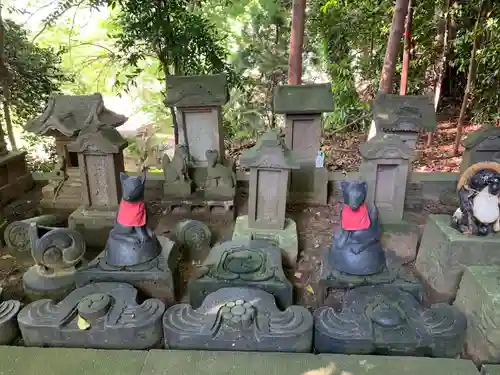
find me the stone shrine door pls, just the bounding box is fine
[255,169,282,229]
[374,164,398,217]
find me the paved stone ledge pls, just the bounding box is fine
[0,347,481,375]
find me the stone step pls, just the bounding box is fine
[0,347,481,375]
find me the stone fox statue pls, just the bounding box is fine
[105,169,160,266]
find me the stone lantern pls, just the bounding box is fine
[460,126,500,173]
[273,83,334,205]
[232,131,300,267]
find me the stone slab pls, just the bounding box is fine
[0,347,147,375]
[68,206,117,248]
[273,83,334,114]
[483,365,500,375]
[415,214,500,303]
[141,350,480,375]
[454,266,500,364]
[381,221,421,264]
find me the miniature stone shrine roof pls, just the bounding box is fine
[372,92,436,132]
[462,126,500,149]
[25,93,128,137]
[164,74,229,108]
[240,131,300,170]
[359,134,416,160]
[273,83,334,114]
[67,125,128,154]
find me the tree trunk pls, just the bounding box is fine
[288,0,306,84]
[2,96,16,150]
[367,0,409,140]
[400,0,413,96]
[0,5,9,155]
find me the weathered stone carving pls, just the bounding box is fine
[164,287,313,352]
[174,219,211,262]
[23,224,86,301]
[18,282,165,349]
[204,149,236,199]
[188,240,293,309]
[0,289,21,345]
[461,126,500,173]
[315,285,466,357]
[162,144,193,198]
[164,74,229,108]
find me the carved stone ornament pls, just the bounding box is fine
[314,285,466,357]
[174,219,211,255]
[67,125,128,154]
[164,287,313,352]
[462,126,500,151]
[0,295,21,345]
[359,134,416,161]
[164,74,229,108]
[18,282,165,349]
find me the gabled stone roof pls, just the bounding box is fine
[462,126,500,149]
[359,134,416,160]
[68,125,128,154]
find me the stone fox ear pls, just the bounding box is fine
[119,172,128,183]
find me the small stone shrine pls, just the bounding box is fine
[67,125,128,247]
[318,180,423,306]
[315,285,466,357]
[359,134,415,224]
[273,84,334,205]
[163,287,313,352]
[163,74,235,214]
[232,131,300,267]
[372,91,436,149]
[18,282,165,349]
[25,93,127,211]
[23,223,86,301]
[74,171,180,305]
[460,126,500,173]
[188,240,293,309]
[0,290,21,345]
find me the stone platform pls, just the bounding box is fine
[0,347,482,375]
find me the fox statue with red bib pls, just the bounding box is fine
[328,180,386,276]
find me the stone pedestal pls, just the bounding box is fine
[315,285,466,357]
[163,287,313,352]
[74,236,179,305]
[0,151,33,206]
[460,126,500,173]
[415,214,500,303]
[454,266,500,364]
[188,240,293,309]
[68,207,117,248]
[18,282,164,349]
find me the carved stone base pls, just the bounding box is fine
[18,282,165,349]
[68,206,117,248]
[23,266,80,302]
[318,254,423,306]
[416,214,500,303]
[288,167,328,205]
[164,287,313,352]
[314,285,466,357]
[0,151,34,206]
[188,240,293,309]
[74,236,179,305]
[162,196,234,216]
[0,298,21,345]
[232,215,299,268]
[163,180,193,198]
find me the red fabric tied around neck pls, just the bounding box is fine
[341,203,371,230]
[116,200,146,227]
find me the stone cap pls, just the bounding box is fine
[462,126,500,149]
[67,125,128,154]
[25,93,128,137]
[359,134,416,160]
[240,131,300,170]
[373,92,436,132]
[164,74,229,108]
[273,83,334,114]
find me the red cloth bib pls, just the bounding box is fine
[341,203,371,230]
[116,200,146,227]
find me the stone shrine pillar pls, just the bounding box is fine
[68,126,128,247]
[359,134,415,224]
[232,132,300,267]
[372,92,436,149]
[273,84,334,205]
[460,126,500,173]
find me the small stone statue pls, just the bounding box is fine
[328,180,386,276]
[162,144,193,197]
[453,162,500,236]
[204,149,236,199]
[105,169,161,266]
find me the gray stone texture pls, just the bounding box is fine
[273,83,334,114]
[461,126,500,173]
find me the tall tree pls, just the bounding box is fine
[400,0,413,95]
[288,0,306,84]
[0,0,9,155]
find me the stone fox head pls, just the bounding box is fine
[340,180,368,210]
[119,170,146,202]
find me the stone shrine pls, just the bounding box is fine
[460,126,500,173]
[18,282,164,349]
[315,285,466,357]
[318,179,423,305]
[67,125,128,247]
[25,93,127,212]
[23,224,86,301]
[74,171,180,305]
[0,291,21,345]
[188,240,293,309]
[371,92,436,148]
[162,74,235,214]
[163,287,313,352]
[232,131,300,267]
[273,84,334,205]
